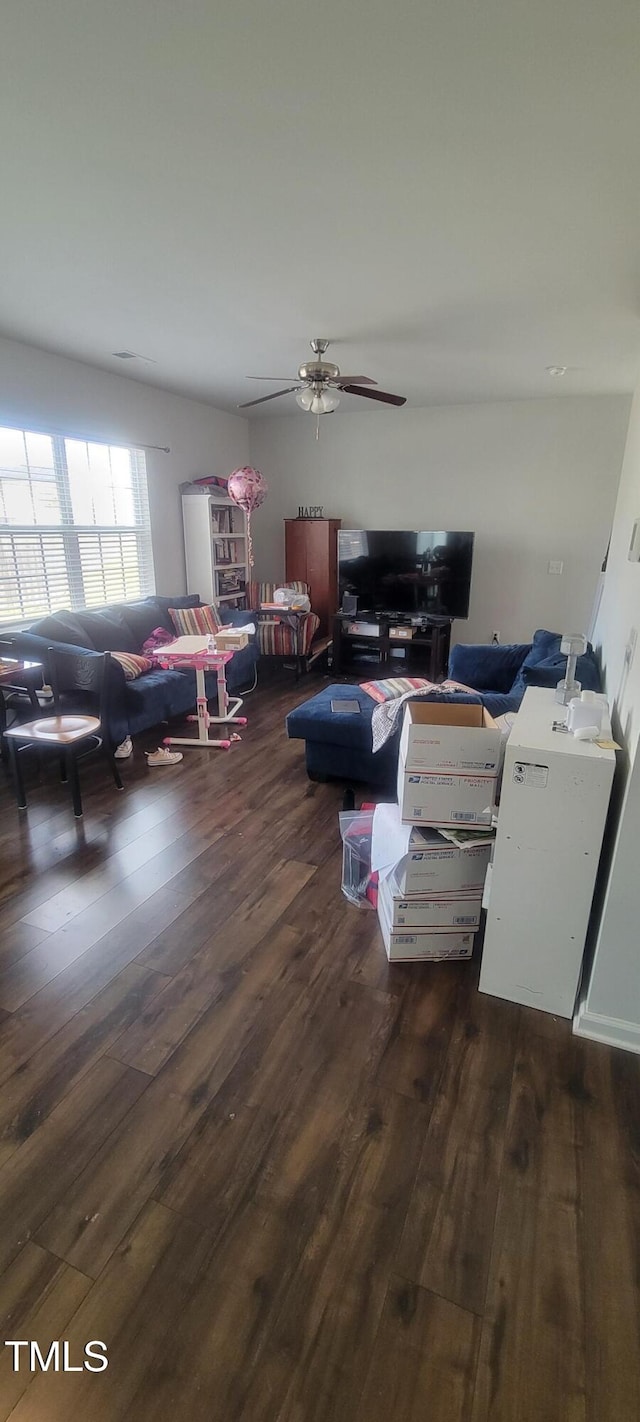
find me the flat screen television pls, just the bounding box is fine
[338,530,474,619]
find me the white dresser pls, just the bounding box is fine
[479,687,615,1018]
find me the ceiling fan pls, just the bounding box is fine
[238,339,407,428]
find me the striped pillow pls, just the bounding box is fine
[360,676,437,703]
[169,604,222,636]
[111,651,154,680]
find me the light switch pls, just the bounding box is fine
[548,559,564,575]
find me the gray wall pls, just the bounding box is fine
[249,395,629,646]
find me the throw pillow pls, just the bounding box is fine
[110,651,154,680]
[360,676,438,703]
[29,612,96,648]
[521,652,601,692]
[510,629,600,697]
[169,605,222,636]
[73,609,138,654]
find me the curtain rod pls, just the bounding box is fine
[0,415,170,453]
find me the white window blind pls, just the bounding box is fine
[0,426,155,625]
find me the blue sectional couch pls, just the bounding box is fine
[286,682,483,787]
[286,629,602,787]
[8,595,258,747]
[448,628,601,717]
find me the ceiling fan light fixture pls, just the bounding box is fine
[318,390,340,413]
[296,387,340,414]
[239,340,404,416]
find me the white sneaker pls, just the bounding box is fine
[145,747,183,766]
[114,736,133,759]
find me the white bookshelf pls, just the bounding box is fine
[182,492,250,610]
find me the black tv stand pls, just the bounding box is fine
[332,613,453,680]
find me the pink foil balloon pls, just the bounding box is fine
[227,466,268,567]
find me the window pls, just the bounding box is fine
[0,425,155,625]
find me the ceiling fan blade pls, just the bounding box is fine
[237,386,301,409]
[246,375,299,381]
[340,384,406,407]
[334,376,377,386]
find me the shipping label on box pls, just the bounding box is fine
[214,629,248,651]
[399,701,502,774]
[377,891,474,962]
[397,767,497,826]
[379,872,482,929]
[398,834,492,894]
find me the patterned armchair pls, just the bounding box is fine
[248,580,321,673]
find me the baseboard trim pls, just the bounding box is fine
[573,1002,640,1056]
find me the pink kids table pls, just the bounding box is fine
[150,636,247,749]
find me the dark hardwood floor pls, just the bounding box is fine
[0,674,638,1420]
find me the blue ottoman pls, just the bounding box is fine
[286,683,483,788]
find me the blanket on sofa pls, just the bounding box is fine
[371,679,477,752]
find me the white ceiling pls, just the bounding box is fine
[1,0,639,415]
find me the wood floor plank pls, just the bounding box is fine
[395,988,519,1315]
[353,1277,481,1422]
[153,962,393,1233]
[5,1201,213,1422]
[233,1084,430,1422]
[108,962,226,1076]
[0,1242,92,1420]
[129,856,314,1017]
[111,859,313,1075]
[279,846,393,993]
[0,775,207,925]
[472,1195,586,1422]
[0,823,227,1010]
[0,874,216,1088]
[0,680,637,1420]
[0,1056,149,1276]
[0,964,169,1170]
[158,973,401,1248]
[580,1045,640,1422]
[19,799,223,932]
[0,919,52,973]
[124,1083,428,1422]
[133,845,263,976]
[35,919,310,1276]
[126,1197,311,1422]
[133,821,321,980]
[470,1019,587,1422]
[375,962,463,1105]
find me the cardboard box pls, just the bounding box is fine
[397,768,497,826]
[214,629,249,651]
[398,701,502,774]
[371,803,494,894]
[396,829,492,895]
[379,870,482,929]
[377,888,474,962]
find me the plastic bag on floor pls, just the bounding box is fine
[339,810,376,908]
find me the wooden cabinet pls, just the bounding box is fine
[284,518,341,637]
[332,615,452,679]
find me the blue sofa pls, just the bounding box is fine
[8,595,259,747]
[286,683,483,787]
[448,628,601,718]
[286,629,602,787]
